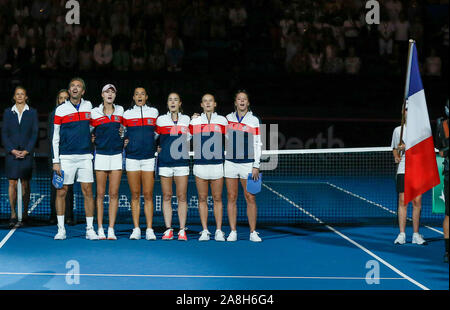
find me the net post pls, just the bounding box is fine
[17,178,23,223]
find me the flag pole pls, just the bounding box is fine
[398,39,415,152]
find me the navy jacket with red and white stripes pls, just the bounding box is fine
[90,104,124,156]
[225,111,262,168]
[122,104,159,160]
[52,99,93,163]
[190,112,228,165]
[156,112,191,167]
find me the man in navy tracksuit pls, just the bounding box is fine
[52,78,98,240]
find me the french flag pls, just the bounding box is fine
[404,41,440,204]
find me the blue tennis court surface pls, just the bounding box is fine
[0,177,448,290]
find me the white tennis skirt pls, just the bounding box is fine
[193,163,224,180]
[159,166,190,177]
[94,153,123,171]
[126,158,156,172]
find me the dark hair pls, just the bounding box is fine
[56,89,69,106]
[68,77,86,91]
[233,89,251,112]
[167,92,183,114]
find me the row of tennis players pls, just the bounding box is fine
[51,78,263,242]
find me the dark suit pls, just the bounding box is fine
[1,106,38,179]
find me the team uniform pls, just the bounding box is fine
[90,104,124,170]
[190,113,228,179]
[156,112,191,177]
[52,99,94,184]
[122,104,159,171]
[224,111,262,178]
[391,125,406,192]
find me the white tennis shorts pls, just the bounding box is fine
[60,157,94,185]
[159,166,190,177]
[224,160,253,179]
[193,163,224,180]
[126,158,155,172]
[94,153,123,171]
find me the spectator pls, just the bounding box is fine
[394,13,410,58]
[384,0,402,23]
[279,9,295,49]
[26,37,43,71]
[27,21,44,41]
[113,42,130,71]
[343,13,361,51]
[78,41,93,71]
[0,38,7,69]
[4,37,27,72]
[344,46,361,75]
[42,40,59,70]
[323,44,344,74]
[307,44,324,73]
[164,34,184,72]
[111,3,130,36]
[229,0,248,40]
[378,17,396,56]
[77,20,97,51]
[424,48,442,77]
[58,39,77,70]
[284,30,300,70]
[410,16,424,54]
[148,43,165,72]
[289,46,308,73]
[130,38,147,71]
[93,34,113,70]
[112,18,131,51]
[209,0,228,40]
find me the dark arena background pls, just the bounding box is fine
[0,0,448,296]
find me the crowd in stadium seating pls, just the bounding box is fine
[0,0,448,76]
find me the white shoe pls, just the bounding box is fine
[199,230,211,241]
[107,227,117,240]
[412,233,426,245]
[86,227,99,240]
[98,227,106,240]
[146,228,157,240]
[394,232,406,245]
[129,227,141,240]
[54,227,66,240]
[215,229,225,242]
[227,230,237,242]
[250,231,262,242]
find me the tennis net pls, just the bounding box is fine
[0,147,444,226]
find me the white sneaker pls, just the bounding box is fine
[146,228,157,240]
[98,227,106,240]
[394,232,406,245]
[412,233,426,245]
[227,230,237,242]
[54,227,66,240]
[129,227,141,240]
[86,227,99,240]
[199,230,211,241]
[107,227,117,240]
[215,229,225,242]
[250,231,262,242]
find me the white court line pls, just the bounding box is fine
[0,272,405,281]
[262,183,430,290]
[0,195,45,250]
[0,229,17,249]
[326,182,443,235]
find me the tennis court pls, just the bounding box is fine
[0,148,448,290]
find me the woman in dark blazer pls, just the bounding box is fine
[1,86,39,228]
[48,89,74,225]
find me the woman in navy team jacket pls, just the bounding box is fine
[1,86,39,228]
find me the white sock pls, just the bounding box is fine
[86,217,94,229]
[57,215,65,229]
